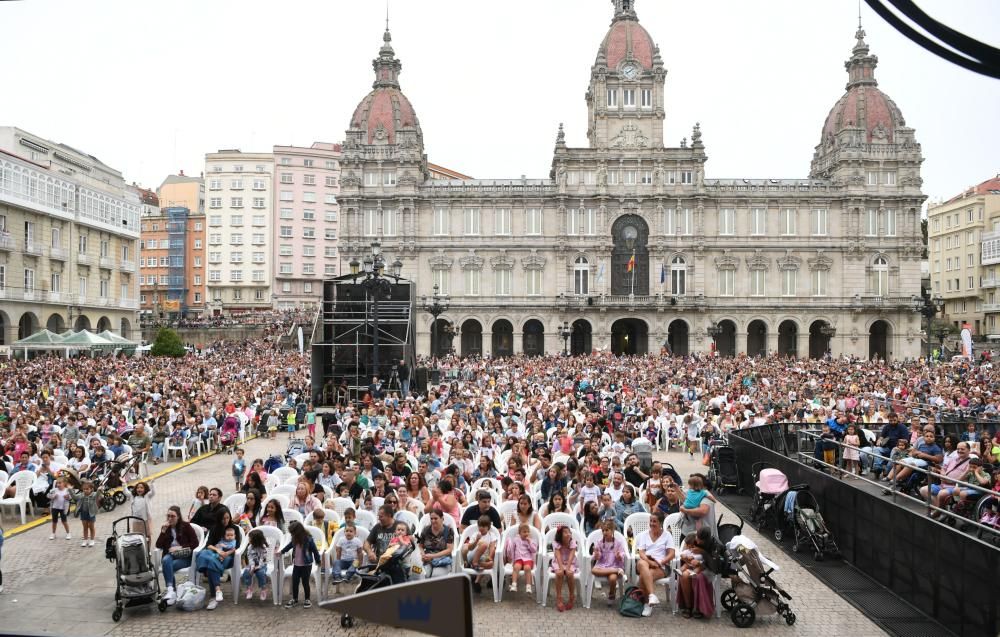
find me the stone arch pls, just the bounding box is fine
[610,214,650,295]
[716,319,737,358]
[747,319,768,357]
[74,315,92,331]
[491,319,514,357]
[778,319,798,357]
[460,319,482,358]
[46,313,66,334]
[570,318,592,356]
[522,319,545,356]
[120,317,132,340]
[869,318,894,360]
[667,318,689,355]
[96,316,112,333]
[611,317,648,355]
[0,309,11,345]
[430,318,453,358]
[18,312,40,340]
[809,319,834,359]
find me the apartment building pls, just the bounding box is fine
[971,176,1000,337]
[157,172,206,315]
[272,142,341,309]
[204,150,274,314]
[0,126,140,345]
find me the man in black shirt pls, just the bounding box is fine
[460,490,502,531]
[624,453,648,488]
[365,505,398,562]
[191,487,224,528]
[397,360,410,397]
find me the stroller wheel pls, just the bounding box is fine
[791,541,800,553]
[158,600,168,612]
[101,496,116,512]
[785,612,797,625]
[341,615,354,628]
[113,490,128,505]
[814,552,824,561]
[721,589,738,610]
[731,602,756,628]
[774,528,783,542]
[112,608,123,622]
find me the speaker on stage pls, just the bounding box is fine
[414,367,428,394]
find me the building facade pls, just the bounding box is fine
[203,150,274,314]
[928,178,996,336]
[338,1,926,361]
[272,143,342,309]
[0,126,140,345]
[157,172,206,315]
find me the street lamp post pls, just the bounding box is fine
[421,284,450,377]
[559,321,572,355]
[706,322,722,356]
[353,242,401,383]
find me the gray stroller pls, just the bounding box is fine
[106,516,167,621]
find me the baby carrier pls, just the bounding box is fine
[748,464,791,534]
[219,416,240,453]
[107,516,165,622]
[630,437,654,474]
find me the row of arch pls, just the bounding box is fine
[0,311,132,344]
[428,316,894,359]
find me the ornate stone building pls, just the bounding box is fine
[339,0,926,360]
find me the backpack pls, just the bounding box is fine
[618,586,647,618]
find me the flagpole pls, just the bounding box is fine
[630,250,636,296]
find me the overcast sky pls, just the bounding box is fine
[1,0,997,204]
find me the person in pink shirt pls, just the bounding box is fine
[505,523,538,595]
[590,520,626,606]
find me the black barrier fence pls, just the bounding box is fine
[728,428,999,637]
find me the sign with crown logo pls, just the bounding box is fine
[320,573,472,637]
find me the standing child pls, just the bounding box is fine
[306,405,317,438]
[232,448,246,492]
[267,410,280,440]
[550,525,578,612]
[241,529,271,601]
[74,480,99,547]
[330,524,363,584]
[578,471,602,507]
[504,523,537,594]
[843,424,861,477]
[590,520,626,606]
[47,478,72,540]
[276,521,321,608]
[127,481,155,542]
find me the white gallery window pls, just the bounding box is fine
[812,270,827,296]
[886,171,897,185]
[209,215,222,226]
[433,269,449,294]
[280,173,293,184]
[781,209,797,236]
[364,172,378,186]
[640,89,652,108]
[811,208,827,236]
[782,270,796,296]
[678,209,692,235]
[252,197,265,209]
[495,208,511,235]
[279,245,293,257]
[382,209,397,236]
[574,257,589,295]
[526,269,542,296]
[750,208,766,235]
[302,227,315,239]
[622,89,635,108]
[624,170,637,185]
[867,171,878,185]
[280,226,293,238]
[865,209,878,236]
[382,172,396,187]
[230,215,243,226]
[302,192,316,203]
[641,171,652,185]
[670,256,686,296]
[279,191,293,201]
[719,209,735,235]
[465,269,480,296]
[364,209,377,236]
[871,256,889,295]
[230,197,243,208]
[209,198,222,208]
[664,208,675,235]
[464,208,480,235]
[280,208,293,219]
[495,269,511,296]
[884,208,896,236]
[750,270,766,297]
[525,208,542,235]
[606,89,618,108]
[252,215,266,226]
[303,175,315,186]
[680,171,693,185]
[719,270,734,296]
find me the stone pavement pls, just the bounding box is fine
[0,437,887,637]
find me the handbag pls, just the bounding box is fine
[171,547,193,561]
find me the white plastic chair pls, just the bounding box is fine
[497,501,519,529]
[164,436,188,462]
[371,496,385,512]
[415,515,459,578]
[583,528,629,608]
[394,509,420,534]
[539,527,587,607]
[496,524,542,602]
[0,470,9,490]
[235,525,284,605]
[282,508,305,525]
[272,467,300,485]
[0,470,36,524]
[622,512,650,582]
[275,528,324,604]
[470,477,502,495]
[541,512,579,536]
[271,484,297,500]
[154,523,206,589]
[459,525,501,602]
[329,497,356,518]
[261,493,290,511]
[323,525,370,598]
[224,493,247,515]
[354,509,376,530]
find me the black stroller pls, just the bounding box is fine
[106,516,166,621]
[708,443,741,495]
[784,488,840,560]
[340,541,414,628]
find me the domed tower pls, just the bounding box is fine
[587,0,667,149]
[810,23,922,188]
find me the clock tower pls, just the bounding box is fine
[587,0,666,149]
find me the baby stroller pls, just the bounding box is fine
[263,454,284,473]
[708,443,741,495]
[748,464,789,533]
[286,438,307,460]
[630,437,654,474]
[722,537,795,628]
[95,455,144,512]
[106,516,166,622]
[976,494,1000,545]
[339,541,414,628]
[219,416,240,454]
[783,488,840,560]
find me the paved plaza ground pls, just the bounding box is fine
[0,436,887,636]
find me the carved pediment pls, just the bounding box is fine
[490,254,514,270]
[808,252,834,271]
[776,252,801,271]
[429,254,454,270]
[609,122,649,150]
[745,249,769,271]
[521,254,547,271]
[714,252,739,271]
[459,254,484,270]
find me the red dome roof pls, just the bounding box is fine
[821,84,904,144]
[600,19,655,70]
[350,87,418,145]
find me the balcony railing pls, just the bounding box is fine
[47,291,62,303]
[0,234,15,251]
[77,252,91,265]
[982,278,1000,289]
[24,241,43,256]
[23,290,37,301]
[49,246,68,260]
[98,297,110,306]
[120,298,138,309]
[982,303,1000,313]
[120,260,136,272]
[99,256,115,269]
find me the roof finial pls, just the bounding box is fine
[386,0,390,32]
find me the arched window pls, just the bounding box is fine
[872,256,889,296]
[670,256,686,296]
[574,256,589,295]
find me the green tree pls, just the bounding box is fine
[150,327,186,357]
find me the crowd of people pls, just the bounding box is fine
[2,346,1000,620]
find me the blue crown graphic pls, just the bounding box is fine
[398,596,432,622]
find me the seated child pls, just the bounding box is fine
[331,524,363,583]
[241,529,271,600]
[504,523,537,594]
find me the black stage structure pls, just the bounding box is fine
[311,274,415,407]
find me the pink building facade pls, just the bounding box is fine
[272,143,341,309]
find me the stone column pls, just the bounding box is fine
[736,331,748,357]
[513,331,523,355]
[797,329,810,360]
[482,331,492,357]
[767,330,779,356]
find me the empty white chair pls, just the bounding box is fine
[261,493,290,511]
[540,526,587,607]
[272,467,300,485]
[282,508,305,525]
[329,497,356,518]
[271,484,297,500]
[354,509,376,530]
[164,436,188,463]
[371,496,385,511]
[224,493,247,515]
[541,512,579,536]
[0,470,36,524]
[622,512,650,582]
[495,524,542,603]
[497,500,519,529]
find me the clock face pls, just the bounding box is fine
[622,63,639,80]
